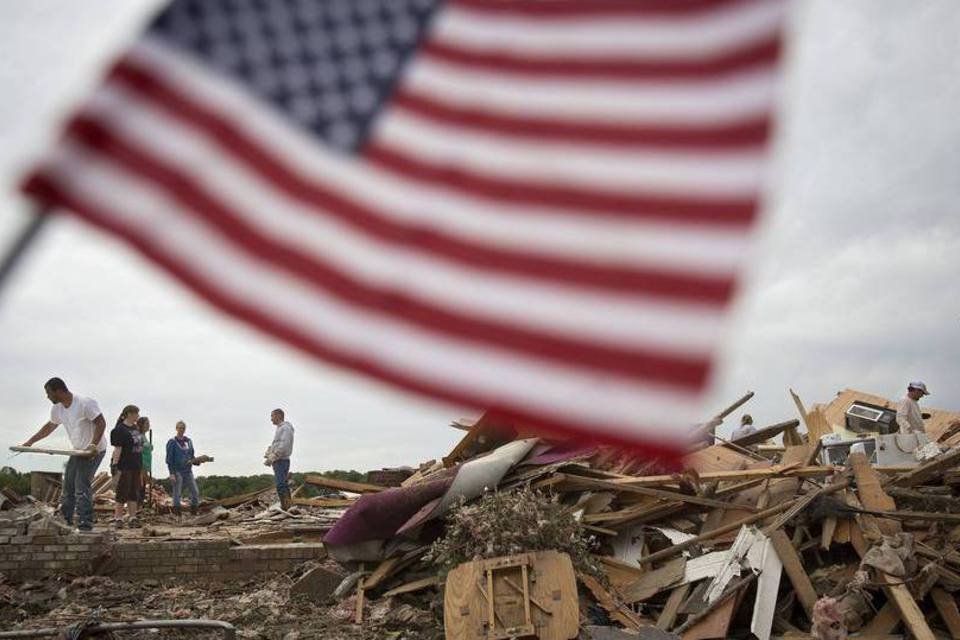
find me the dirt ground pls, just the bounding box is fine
[0,567,443,640]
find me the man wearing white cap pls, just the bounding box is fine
[896,381,930,435]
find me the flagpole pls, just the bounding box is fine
[0,207,51,299]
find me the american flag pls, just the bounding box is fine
[22,0,785,458]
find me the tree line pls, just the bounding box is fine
[0,468,368,501]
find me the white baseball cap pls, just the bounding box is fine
[908,381,930,396]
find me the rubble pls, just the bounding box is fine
[5,387,960,639]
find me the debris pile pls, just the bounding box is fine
[315,389,960,639]
[6,387,960,640]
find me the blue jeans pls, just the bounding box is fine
[272,458,290,495]
[62,451,104,527]
[171,468,199,508]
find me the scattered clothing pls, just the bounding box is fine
[50,395,107,452]
[896,395,925,435]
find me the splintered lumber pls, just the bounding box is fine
[639,480,849,566]
[930,587,960,640]
[885,447,960,488]
[715,391,755,421]
[849,452,900,536]
[303,475,386,494]
[880,573,935,640]
[725,420,799,449]
[215,486,273,507]
[619,557,686,603]
[292,497,356,508]
[10,445,93,457]
[657,584,691,631]
[768,530,817,620]
[549,474,753,511]
[362,557,405,591]
[579,572,645,631]
[381,575,441,598]
[678,574,755,638]
[609,465,835,487]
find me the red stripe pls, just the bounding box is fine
[391,87,770,149]
[64,115,711,390]
[421,36,781,81]
[22,171,688,462]
[452,0,761,17]
[108,60,734,302]
[365,143,758,226]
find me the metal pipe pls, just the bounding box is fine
[0,619,236,639]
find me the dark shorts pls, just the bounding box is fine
[115,469,141,503]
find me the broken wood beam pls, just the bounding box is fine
[549,474,754,511]
[768,529,818,620]
[639,480,849,566]
[303,475,386,494]
[931,587,960,640]
[609,465,836,488]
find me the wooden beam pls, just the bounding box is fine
[303,475,386,494]
[609,465,836,487]
[550,474,753,511]
[885,447,960,488]
[931,587,960,640]
[381,575,441,598]
[768,530,817,620]
[291,497,356,508]
[657,584,691,631]
[639,481,849,566]
[880,573,935,640]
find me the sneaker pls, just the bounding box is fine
[112,518,125,529]
[77,523,93,532]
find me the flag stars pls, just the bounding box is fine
[149,0,440,151]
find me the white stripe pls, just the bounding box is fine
[39,143,705,442]
[403,57,777,125]
[126,39,751,275]
[80,86,725,356]
[434,1,785,59]
[375,108,764,198]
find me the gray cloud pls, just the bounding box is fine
[2,1,959,473]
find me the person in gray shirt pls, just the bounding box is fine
[264,408,295,510]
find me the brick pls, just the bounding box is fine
[33,552,54,560]
[177,565,197,574]
[62,553,78,560]
[0,536,10,544]
[11,536,32,544]
[67,545,91,552]
[43,545,67,552]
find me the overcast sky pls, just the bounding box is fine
[2,1,958,477]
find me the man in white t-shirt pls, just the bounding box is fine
[22,377,107,531]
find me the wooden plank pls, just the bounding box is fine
[820,517,837,549]
[382,575,441,598]
[880,573,935,640]
[885,447,960,489]
[768,529,817,620]
[215,486,272,507]
[848,452,900,536]
[292,497,356,508]
[639,480,850,567]
[303,475,386,494]
[619,557,686,604]
[681,583,747,640]
[579,572,645,631]
[725,420,798,449]
[609,465,836,487]
[657,584,691,631]
[361,557,404,591]
[551,474,753,511]
[10,445,92,457]
[931,587,960,640]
